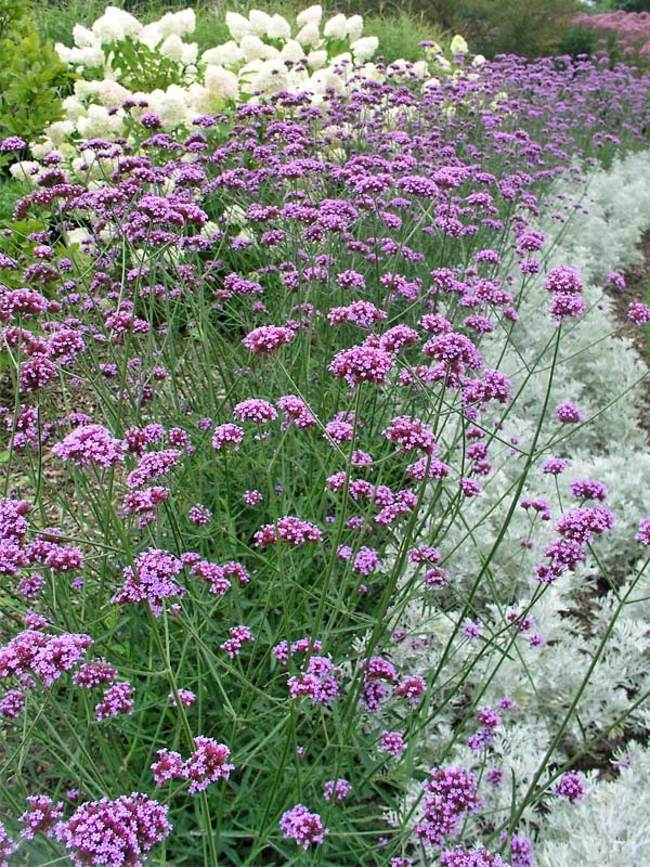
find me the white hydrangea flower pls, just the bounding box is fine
[55,43,75,63]
[155,9,196,38]
[96,79,132,107]
[9,161,40,183]
[306,49,327,69]
[279,39,305,64]
[296,22,321,47]
[240,34,278,62]
[297,4,323,26]
[412,60,430,79]
[30,139,56,158]
[350,36,378,62]
[345,14,364,41]
[267,14,291,40]
[449,34,468,54]
[226,12,253,43]
[185,82,209,114]
[83,45,106,68]
[181,42,198,66]
[138,22,164,50]
[61,95,85,122]
[329,51,352,67]
[201,41,245,67]
[357,62,384,83]
[307,66,345,97]
[323,13,348,40]
[74,79,100,99]
[286,66,310,92]
[204,64,240,101]
[159,33,185,62]
[91,6,142,44]
[239,58,289,96]
[147,85,192,129]
[247,9,273,37]
[76,104,124,139]
[72,24,96,49]
[57,43,104,68]
[43,120,75,146]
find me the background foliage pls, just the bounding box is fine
[0,0,72,145]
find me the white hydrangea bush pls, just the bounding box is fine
[377,149,650,864]
[25,4,471,169]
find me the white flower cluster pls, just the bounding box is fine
[25,4,468,168]
[20,5,474,171]
[379,148,650,863]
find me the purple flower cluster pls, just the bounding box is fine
[0,823,17,867]
[254,515,323,546]
[288,655,340,705]
[279,804,327,849]
[441,848,508,867]
[323,778,352,802]
[53,424,126,468]
[0,629,93,687]
[18,795,64,839]
[554,770,587,803]
[54,793,171,867]
[152,736,234,793]
[415,767,480,847]
[535,505,614,582]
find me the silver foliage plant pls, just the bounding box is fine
[379,149,650,865]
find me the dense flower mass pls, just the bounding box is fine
[0,6,650,865]
[54,793,172,867]
[573,10,650,60]
[53,424,126,468]
[415,767,480,847]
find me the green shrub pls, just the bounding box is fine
[558,25,600,58]
[362,12,443,62]
[612,0,650,11]
[428,0,580,57]
[0,0,72,143]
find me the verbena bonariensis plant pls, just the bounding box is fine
[0,51,649,866]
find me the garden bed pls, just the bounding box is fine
[1,6,650,867]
